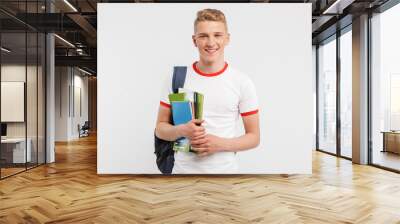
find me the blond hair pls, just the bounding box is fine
[194,8,228,32]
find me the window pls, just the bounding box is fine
[371,3,400,171]
[318,37,337,154]
[340,29,352,158]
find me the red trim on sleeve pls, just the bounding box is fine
[160,101,171,108]
[193,61,228,77]
[241,109,259,117]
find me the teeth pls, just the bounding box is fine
[206,49,217,53]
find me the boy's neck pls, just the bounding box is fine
[196,58,226,74]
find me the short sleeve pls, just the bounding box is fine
[160,74,172,109]
[239,78,259,116]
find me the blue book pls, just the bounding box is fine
[171,101,193,125]
[171,101,193,152]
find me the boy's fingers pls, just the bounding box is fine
[191,138,207,145]
[186,120,200,126]
[191,144,202,148]
[192,133,206,140]
[195,127,205,133]
[189,131,204,139]
[190,129,204,136]
[192,119,204,125]
[196,125,205,130]
[191,147,207,153]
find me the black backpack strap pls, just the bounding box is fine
[172,66,187,93]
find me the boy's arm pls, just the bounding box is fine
[155,106,181,141]
[191,113,260,156]
[155,105,206,141]
[223,113,260,152]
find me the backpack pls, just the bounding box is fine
[154,66,187,174]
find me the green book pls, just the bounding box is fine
[194,92,204,120]
[168,92,186,102]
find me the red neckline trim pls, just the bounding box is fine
[192,62,228,77]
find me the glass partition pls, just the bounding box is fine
[371,3,400,171]
[0,1,46,179]
[38,32,45,165]
[1,31,28,177]
[317,36,337,154]
[339,28,352,158]
[27,31,38,169]
[26,0,44,169]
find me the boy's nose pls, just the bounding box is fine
[206,37,216,46]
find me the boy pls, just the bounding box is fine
[155,8,260,174]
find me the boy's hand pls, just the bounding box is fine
[178,119,205,140]
[191,134,223,157]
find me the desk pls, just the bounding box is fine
[1,138,31,163]
[382,131,400,154]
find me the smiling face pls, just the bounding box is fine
[192,21,230,65]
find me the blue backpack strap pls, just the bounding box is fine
[172,66,187,93]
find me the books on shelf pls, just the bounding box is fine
[168,89,204,152]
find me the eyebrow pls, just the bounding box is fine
[197,32,225,36]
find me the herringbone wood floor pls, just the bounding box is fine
[1,134,400,224]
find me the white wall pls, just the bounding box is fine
[98,3,313,174]
[55,67,89,141]
[72,72,89,138]
[55,67,69,141]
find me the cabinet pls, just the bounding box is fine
[382,131,400,154]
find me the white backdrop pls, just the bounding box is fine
[98,3,312,174]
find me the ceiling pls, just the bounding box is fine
[0,0,393,75]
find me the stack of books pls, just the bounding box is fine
[169,88,204,152]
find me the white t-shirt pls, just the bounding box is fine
[160,62,258,174]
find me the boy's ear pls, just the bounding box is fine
[192,35,197,47]
[226,33,231,45]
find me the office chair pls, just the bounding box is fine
[79,121,90,138]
